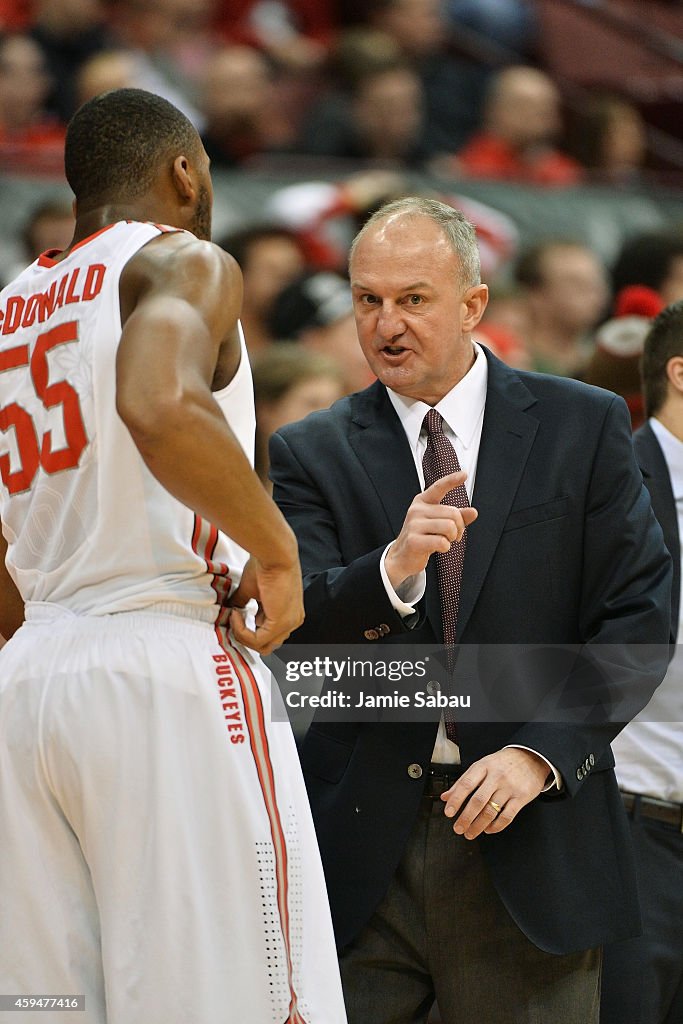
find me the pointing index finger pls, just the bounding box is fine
[422,471,468,504]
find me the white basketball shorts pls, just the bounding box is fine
[0,605,346,1024]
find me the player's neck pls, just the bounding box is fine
[63,203,172,257]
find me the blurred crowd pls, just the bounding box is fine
[0,0,682,484]
[0,0,659,180]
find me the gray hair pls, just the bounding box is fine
[348,196,481,288]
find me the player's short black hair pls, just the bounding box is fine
[65,88,202,208]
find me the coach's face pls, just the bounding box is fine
[350,213,488,405]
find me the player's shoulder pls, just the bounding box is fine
[120,230,241,316]
[129,229,238,281]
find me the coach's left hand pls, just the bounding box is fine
[440,748,550,839]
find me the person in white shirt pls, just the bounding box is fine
[601,300,683,1024]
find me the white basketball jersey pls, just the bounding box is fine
[0,220,254,619]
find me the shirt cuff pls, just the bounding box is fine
[379,543,426,618]
[505,745,563,792]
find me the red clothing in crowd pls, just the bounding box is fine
[455,132,584,187]
[0,120,66,175]
[0,0,30,30]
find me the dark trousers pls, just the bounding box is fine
[601,807,683,1024]
[340,795,601,1024]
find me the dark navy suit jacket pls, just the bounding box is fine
[634,422,680,637]
[270,350,672,954]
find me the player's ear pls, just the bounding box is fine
[171,154,196,202]
[462,284,489,332]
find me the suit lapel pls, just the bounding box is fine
[456,353,539,639]
[347,360,541,642]
[348,381,422,538]
[348,382,444,639]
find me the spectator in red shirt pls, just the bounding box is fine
[440,65,584,187]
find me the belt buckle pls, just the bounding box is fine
[428,764,461,797]
[425,771,445,798]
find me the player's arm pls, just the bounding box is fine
[0,529,23,642]
[115,233,302,652]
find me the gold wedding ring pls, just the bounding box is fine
[488,800,502,814]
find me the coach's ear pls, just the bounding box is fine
[461,284,489,333]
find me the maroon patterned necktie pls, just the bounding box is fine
[422,409,470,739]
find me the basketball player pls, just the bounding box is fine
[0,89,346,1024]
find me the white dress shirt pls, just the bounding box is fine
[612,417,683,802]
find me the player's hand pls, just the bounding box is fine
[384,472,477,589]
[440,748,550,839]
[228,555,304,655]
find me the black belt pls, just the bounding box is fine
[424,763,467,798]
[621,791,683,832]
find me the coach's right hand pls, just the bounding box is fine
[229,554,304,655]
[384,471,477,590]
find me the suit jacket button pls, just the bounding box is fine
[408,763,423,780]
[364,629,379,640]
[427,680,441,695]
[576,767,584,781]
[378,624,391,635]
[584,758,591,770]
[589,753,595,767]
